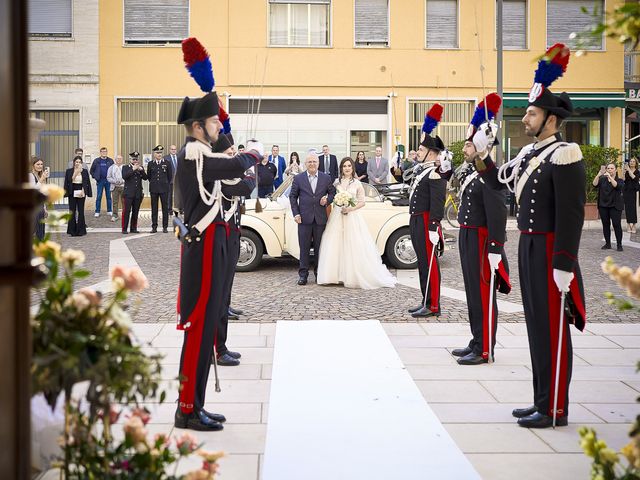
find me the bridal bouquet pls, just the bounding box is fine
[333,191,356,208]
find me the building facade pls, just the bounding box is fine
[29,0,100,204]
[96,0,624,169]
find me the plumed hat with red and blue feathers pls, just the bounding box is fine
[177,37,221,125]
[466,93,502,142]
[420,104,445,151]
[528,43,573,119]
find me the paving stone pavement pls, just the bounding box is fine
[33,227,640,324]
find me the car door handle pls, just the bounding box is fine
[272,216,280,220]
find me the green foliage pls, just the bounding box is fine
[448,140,465,170]
[572,3,640,51]
[580,145,622,203]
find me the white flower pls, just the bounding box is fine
[333,192,355,208]
[61,249,85,268]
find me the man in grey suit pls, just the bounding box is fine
[367,146,389,186]
[289,152,336,285]
[164,144,179,212]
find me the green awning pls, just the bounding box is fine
[503,92,626,109]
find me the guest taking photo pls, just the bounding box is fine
[593,162,625,251]
[64,155,92,237]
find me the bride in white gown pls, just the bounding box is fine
[317,157,397,289]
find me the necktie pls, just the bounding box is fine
[310,175,317,193]
[325,155,329,173]
[376,157,380,169]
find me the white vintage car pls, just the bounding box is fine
[237,176,417,271]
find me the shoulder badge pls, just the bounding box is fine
[550,143,582,165]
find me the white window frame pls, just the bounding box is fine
[353,0,390,48]
[267,1,333,48]
[545,0,606,52]
[122,0,190,47]
[29,0,74,39]
[424,0,460,50]
[496,0,529,51]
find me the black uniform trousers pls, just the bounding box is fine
[519,232,584,418]
[67,184,87,236]
[168,183,174,213]
[598,206,623,246]
[178,223,229,413]
[122,196,142,232]
[459,227,504,359]
[151,192,169,230]
[298,222,325,278]
[410,213,440,312]
[216,227,241,355]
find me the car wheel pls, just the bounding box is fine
[236,230,264,272]
[385,227,417,269]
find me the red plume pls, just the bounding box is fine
[485,93,502,115]
[182,37,209,67]
[427,104,443,122]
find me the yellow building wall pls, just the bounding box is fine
[99,0,625,151]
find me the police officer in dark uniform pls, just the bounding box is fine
[147,144,173,233]
[173,91,263,431]
[121,151,147,234]
[452,94,511,366]
[210,133,255,367]
[480,44,586,428]
[407,104,447,318]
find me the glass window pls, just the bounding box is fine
[547,0,604,50]
[123,0,189,45]
[350,130,384,159]
[29,0,72,38]
[269,1,331,47]
[426,0,458,49]
[355,0,389,47]
[499,0,527,50]
[408,101,471,150]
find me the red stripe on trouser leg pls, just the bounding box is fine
[176,243,183,321]
[179,227,216,413]
[546,233,568,417]
[421,212,440,311]
[477,227,492,359]
[121,198,126,230]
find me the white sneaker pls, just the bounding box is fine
[108,211,113,216]
[94,212,100,217]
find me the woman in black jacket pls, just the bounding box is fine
[593,162,625,251]
[64,155,93,236]
[623,157,639,233]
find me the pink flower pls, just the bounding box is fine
[123,416,147,445]
[183,470,211,480]
[129,407,151,425]
[175,432,199,454]
[77,288,101,306]
[110,265,149,292]
[153,432,171,448]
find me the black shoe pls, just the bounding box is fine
[163,228,168,233]
[175,408,224,431]
[151,228,157,233]
[216,352,240,366]
[617,245,624,251]
[601,244,611,250]
[512,405,537,418]
[201,409,226,423]
[407,304,424,313]
[517,411,567,428]
[227,310,239,320]
[451,346,473,357]
[457,352,489,365]
[297,276,307,286]
[225,350,242,359]
[229,306,243,316]
[131,229,140,233]
[122,230,128,234]
[411,307,440,318]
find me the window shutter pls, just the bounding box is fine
[426,0,458,49]
[547,0,603,50]
[355,0,389,46]
[29,0,72,36]
[269,0,330,3]
[124,0,189,44]
[501,0,526,49]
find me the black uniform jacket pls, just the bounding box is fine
[122,165,148,198]
[222,176,255,229]
[457,159,507,255]
[147,159,173,194]
[482,133,585,273]
[409,165,447,232]
[63,168,92,198]
[176,137,261,228]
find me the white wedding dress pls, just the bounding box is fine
[317,178,397,289]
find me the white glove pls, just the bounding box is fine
[438,150,452,174]
[472,121,498,159]
[428,230,440,246]
[488,253,501,271]
[246,140,264,157]
[553,269,574,293]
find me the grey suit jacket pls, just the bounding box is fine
[367,156,389,185]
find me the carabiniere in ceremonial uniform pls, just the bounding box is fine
[481,43,586,429]
[147,144,173,233]
[121,151,147,234]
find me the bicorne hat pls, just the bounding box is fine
[527,43,573,119]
